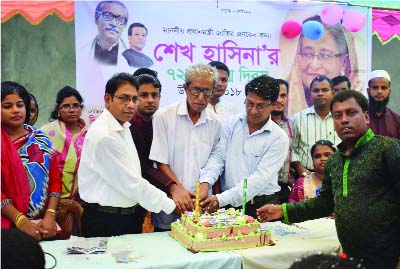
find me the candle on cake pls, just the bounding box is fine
[194,181,200,222]
[241,178,248,216]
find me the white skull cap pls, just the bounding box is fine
[368,70,391,82]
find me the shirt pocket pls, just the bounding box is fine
[243,147,263,172]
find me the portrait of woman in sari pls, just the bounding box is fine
[1,81,61,240]
[280,13,364,116]
[40,86,87,201]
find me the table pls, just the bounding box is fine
[41,218,340,269]
[41,231,242,269]
[235,218,341,269]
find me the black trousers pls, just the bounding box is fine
[81,204,146,237]
[277,182,292,204]
[231,193,279,219]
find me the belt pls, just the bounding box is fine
[83,201,137,215]
[250,194,277,205]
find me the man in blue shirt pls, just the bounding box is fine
[200,75,289,218]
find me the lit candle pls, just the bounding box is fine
[241,178,248,216]
[194,181,200,222]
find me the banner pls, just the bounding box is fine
[75,1,372,123]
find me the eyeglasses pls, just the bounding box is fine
[97,11,127,25]
[298,52,343,62]
[244,99,272,111]
[188,87,214,97]
[113,94,141,105]
[60,104,83,111]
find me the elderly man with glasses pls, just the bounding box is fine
[149,63,221,231]
[91,0,129,65]
[199,75,289,218]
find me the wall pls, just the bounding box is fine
[1,15,75,127]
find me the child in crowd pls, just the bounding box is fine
[288,140,335,202]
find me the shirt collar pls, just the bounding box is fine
[177,100,214,124]
[337,128,375,153]
[240,114,273,133]
[305,106,316,115]
[130,113,145,124]
[94,36,122,52]
[104,109,131,132]
[306,106,333,118]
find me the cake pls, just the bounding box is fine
[170,208,273,252]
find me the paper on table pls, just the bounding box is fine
[67,236,108,254]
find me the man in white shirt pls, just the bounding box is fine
[78,73,176,237]
[206,61,241,122]
[291,76,340,176]
[200,75,289,218]
[149,63,221,231]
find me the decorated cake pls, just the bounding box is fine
[170,208,273,252]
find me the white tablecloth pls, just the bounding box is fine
[234,218,341,269]
[41,232,242,269]
[41,218,339,269]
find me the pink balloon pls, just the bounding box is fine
[342,10,366,32]
[320,4,343,25]
[281,20,302,39]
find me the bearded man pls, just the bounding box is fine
[367,70,400,139]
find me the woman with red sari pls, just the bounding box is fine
[1,81,61,240]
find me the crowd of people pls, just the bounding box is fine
[2,62,399,268]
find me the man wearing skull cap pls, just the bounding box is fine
[367,70,400,139]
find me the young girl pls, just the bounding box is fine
[288,140,336,202]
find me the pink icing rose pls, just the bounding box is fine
[228,232,237,237]
[212,233,222,239]
[247,216,255,223]
[203,221,211,228]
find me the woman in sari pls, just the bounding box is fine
[40,86,87,200]
[1,81,61,240]
[280,14,362,116]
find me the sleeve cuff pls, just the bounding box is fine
[199,177,213,185]
[282,203,290,224]
[163,198,176,215]
[215,193,228,208]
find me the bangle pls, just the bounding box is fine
[45,209,56,214]
[15,215,28,228]
[14,212,23,223]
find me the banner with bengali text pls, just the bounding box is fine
[75,1,371,123]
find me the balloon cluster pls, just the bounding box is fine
[281,4,366,40]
